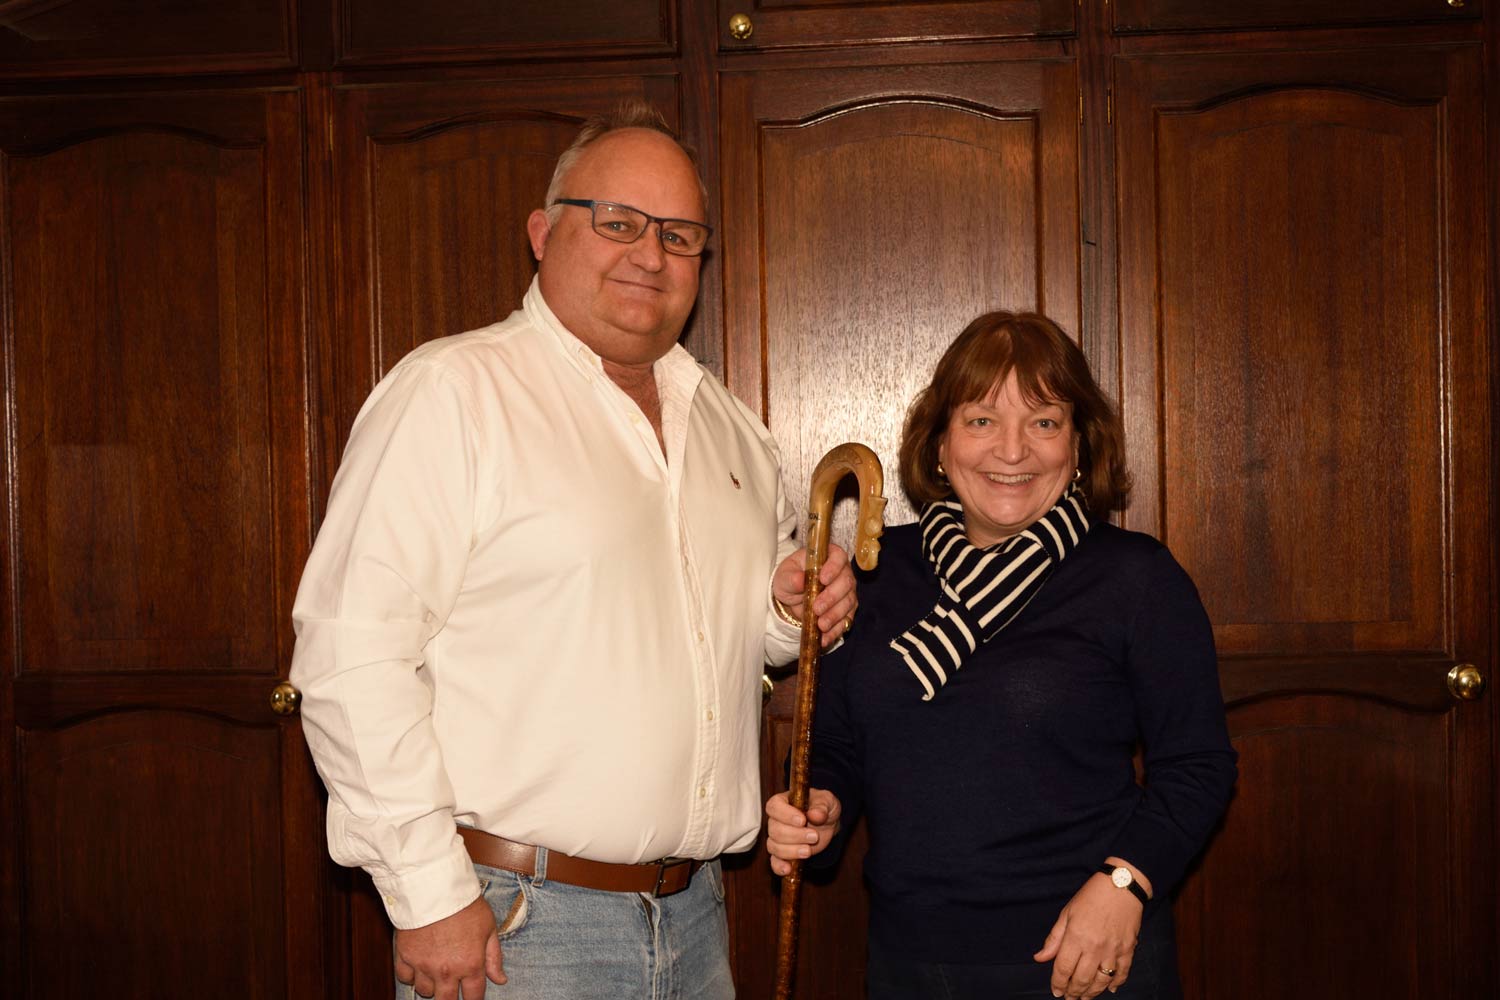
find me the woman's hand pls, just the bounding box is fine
[764,788,842,875]
[1033,863,1149,999]
[771,544,857,648]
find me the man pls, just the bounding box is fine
[289,102,856,1000]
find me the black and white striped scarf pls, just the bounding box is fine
[891,487,1091,700]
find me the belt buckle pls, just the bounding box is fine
[651,858,690,897]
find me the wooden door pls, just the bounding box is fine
[1114,40,1493,998]
[327,73,687,994]
[0,88,329,995]
[718,54,1083,998]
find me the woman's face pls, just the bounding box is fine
[938,372,1079,547]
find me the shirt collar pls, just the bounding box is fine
[523,276,702,391]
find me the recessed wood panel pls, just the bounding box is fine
[724,62,1080,540]
[19,712,285,995]
[370,119,578,371]
[337,0,673,66]
[1157,89,1441,656]
[0,0,294,77]
[1113,0,1477,34]
[717,0,1074,51]
[762,102,1048,533]
[3,95,306,676]
[1177,693,1452,998]
[0,86,327,996]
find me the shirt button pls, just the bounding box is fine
[706,709,715,721]
[383,895,395,906]
[696,630,705,642]
[698,787,707,799]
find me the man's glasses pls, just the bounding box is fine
[552,199,712,257]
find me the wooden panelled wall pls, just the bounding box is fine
[1,2,1495,998]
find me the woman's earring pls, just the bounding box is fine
[937,461,947,479]
[1072,467,1082,482]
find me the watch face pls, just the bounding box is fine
[1110,867,1132,889]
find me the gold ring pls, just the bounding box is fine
[842,613,854,632]
[1098,966,1116,977]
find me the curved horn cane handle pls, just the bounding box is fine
[774,442,886,1000]
[802,442,887,579]
[791,442,885,815]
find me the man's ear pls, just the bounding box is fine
[526,209,551,260]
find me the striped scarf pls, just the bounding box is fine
[891,487,1091,700]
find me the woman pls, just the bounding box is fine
[765,312,1236,1000]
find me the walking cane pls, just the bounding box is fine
[772,442,886,1000]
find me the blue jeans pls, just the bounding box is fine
[866,902,1181,1000]
[397,853,734,1000]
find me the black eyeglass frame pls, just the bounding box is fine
[551,198,713,257]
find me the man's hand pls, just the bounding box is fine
[764,788,842,876]
[394,895,506,1000]
[772,543,857,647]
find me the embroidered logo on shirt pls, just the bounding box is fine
[729,472,741,489]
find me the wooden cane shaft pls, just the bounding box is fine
[772,862,804,1000]
[787,518,825,814]
[774,511,824,999]
[771,443,885,1000]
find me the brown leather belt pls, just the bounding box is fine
[458,827,703,897]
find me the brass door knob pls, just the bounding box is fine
[270,680,303,716]
[1447,0,1464,7]
[761,673,774,699]
[729,13,754,40]
[1447,664,1484,700]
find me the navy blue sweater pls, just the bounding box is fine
[807,520,1237,963]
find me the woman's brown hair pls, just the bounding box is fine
[898,311,1132,514]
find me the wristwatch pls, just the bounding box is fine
[1097,863,1150,906]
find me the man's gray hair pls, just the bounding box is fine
[542,100,708,224]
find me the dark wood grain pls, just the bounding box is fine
[21,712,283,994]
[0,87,328,995]
[1115,41,1494,999]
[716,0,1074,51]
[1179,692,1458,998]
[720,58,1081,540]
[336,0,673,67]
[12,130,272,675]
[0,0,295,78]
[1113,0,1478,34]
[1158,85,1442,657]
